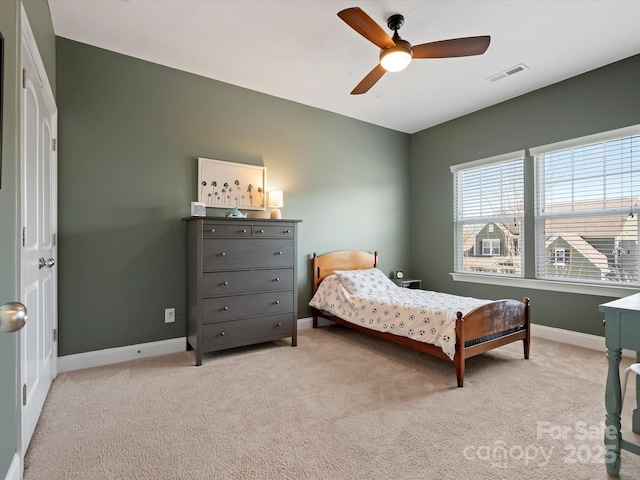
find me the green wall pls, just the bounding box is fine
[0,1,54,477]
[410,53,640,337]
[56,38,411,356]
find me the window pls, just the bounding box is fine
[532,125,640,286]
[451,151,525,276]
[552,248,569,266]
[482,239,501,256]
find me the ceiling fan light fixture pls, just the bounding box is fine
[380,42,412,72]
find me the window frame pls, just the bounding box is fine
[532,124,640,288]
[482,238,501,256]
[451,150,525,278]
[552,248,569,266]
[450,125,640,298]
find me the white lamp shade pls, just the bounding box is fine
[269,190,283,208]
[380,40,413,73]
[380,50,412,72]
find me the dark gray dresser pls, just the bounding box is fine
[185,217,301,365]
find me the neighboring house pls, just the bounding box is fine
[462,198,639,282]
[544,197,639,282]
[545,232,609,281]
[463,222,521,274]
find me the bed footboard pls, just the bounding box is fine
[454,297,530,387]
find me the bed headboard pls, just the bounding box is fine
[312,250,378,293]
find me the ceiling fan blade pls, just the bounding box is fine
[412,36,491,58]
[351,64,386,95]
[338,7,395,49]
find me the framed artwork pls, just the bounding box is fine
[197,158,266,210]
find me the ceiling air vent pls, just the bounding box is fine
[488,64,528,83]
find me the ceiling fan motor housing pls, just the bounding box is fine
[379,38,413,63]
[380,13,413,70]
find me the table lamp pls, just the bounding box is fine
[269,190,283,219]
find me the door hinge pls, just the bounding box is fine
[22,227,26,247]
[53,328,58,342]
[22,68,26,89]
[22,384,27,406]
[52,138,57,152]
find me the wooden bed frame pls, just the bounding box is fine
[311,250,530,387]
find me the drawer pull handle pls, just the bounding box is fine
[221,252,226,257]
[276,322,282,328]
[258,229,265,233]
[220,331,225,336]
[274,277,280,282]
[276,251,282,255]
[285,230,291,234]
[223,306,229,311]
[211,228,215,233]
[223,281,229,286]
[241,229,247,233]
[274,300,280,305]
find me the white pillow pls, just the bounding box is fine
[334,268,396,296]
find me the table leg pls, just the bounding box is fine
[605,347,622,477]
[634,351,640,434]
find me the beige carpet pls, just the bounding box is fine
[24,325,640,479]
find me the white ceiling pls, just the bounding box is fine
[48,0,640,134]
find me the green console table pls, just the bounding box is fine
[600,294,640,477]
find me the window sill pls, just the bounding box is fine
[450,272,638,298]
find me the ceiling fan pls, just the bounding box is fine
[338,7,491,94]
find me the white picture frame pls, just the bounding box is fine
[197,158,266,210]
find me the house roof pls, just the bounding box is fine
[462,222,515,253]
[543,197,638,237]
[462,256,517,270]
[546,232,609,271]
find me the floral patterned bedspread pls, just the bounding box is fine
[308,270,491,360]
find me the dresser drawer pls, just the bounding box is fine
[202,314,294,349]
[203,269,294,297]
[203,239,294,270]
[252,224,295,238]
[203,291,293,322]
[202,223,252,238]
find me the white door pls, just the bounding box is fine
[19,15,58,455]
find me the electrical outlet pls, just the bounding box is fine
[164,308,176,323]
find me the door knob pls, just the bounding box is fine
[0,302,27,333]
[38,257,55,269]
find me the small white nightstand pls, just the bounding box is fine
[392,278,422,289]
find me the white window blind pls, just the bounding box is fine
[452,151,525,276]
[533,126,640,286]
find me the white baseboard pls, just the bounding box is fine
[297,317,313,330]
[57,337,187,373]
[56,320,634,374]
[58,319,315,373]
[531,323,605,351]
[4,454,20,480]
[531,323,635,359]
